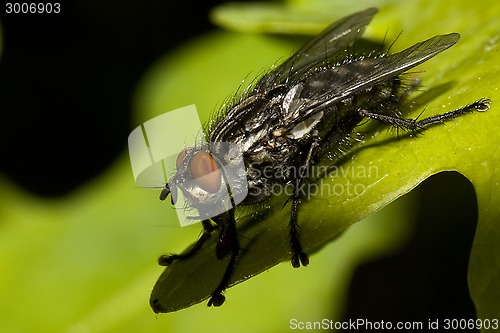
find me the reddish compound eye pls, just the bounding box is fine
[189,151,221,193]
[175,149,188,170]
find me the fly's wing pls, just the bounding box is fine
[286,33,460,128]
[255,7,378,90]
[210,8,378,143]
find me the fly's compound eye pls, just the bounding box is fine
[189,151,221,193]
[175,148,189,170]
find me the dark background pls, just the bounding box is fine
[0,0,230,196]
[343,172,478,331]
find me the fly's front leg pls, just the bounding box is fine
[158,219,216,266]
[207,207,239,307]
[289,135,320,268]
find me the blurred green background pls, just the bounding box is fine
[1,0,499,332]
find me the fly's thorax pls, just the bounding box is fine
[209,85,289,149]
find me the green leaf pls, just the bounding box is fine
[209,1,393,34]
[144,2,500,322]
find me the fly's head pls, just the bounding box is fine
[160,143,248,221]
[161,146,225,214]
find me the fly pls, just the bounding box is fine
[152,7,490,309]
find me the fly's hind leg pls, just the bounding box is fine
[358,98,490,132]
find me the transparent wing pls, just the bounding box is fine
[255,7,378,90]
[287,33,460,127]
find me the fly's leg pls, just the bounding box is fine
[158,183,217,266]
[289,195,310,268]
[358,98,490,131]
[207,249,237,306]
[158,219,216,266]
[207,207,239,307]
[288,136,321,268]
[205,160,243,306]
[412,99,490,127]
[159,208,239,307]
